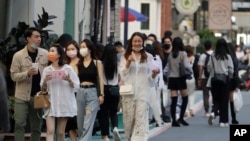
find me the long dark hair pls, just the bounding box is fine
[48,44,65,66]
[124,32,147,63]
[64,40,81,64]
[227,43,236,58]
[172,37,184,58]
[152,41,164,60]
[214,38,229,60]
[102,43,118,80]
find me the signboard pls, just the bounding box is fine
[208,0,232,30]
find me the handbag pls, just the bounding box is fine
[119,84,134,96]
[211,56,228,84]
[233,89,243,113]
[34,91,50,109]
[109,86,120,96]
[212,73,228,84]
[179,55,192,79]
[107,79,119,96]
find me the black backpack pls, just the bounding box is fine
[192,54,200,80]
[204,52,210,78]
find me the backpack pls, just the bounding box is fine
[192,53,200,80]
[203,52,210,78]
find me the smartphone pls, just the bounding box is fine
[47,70,65,79]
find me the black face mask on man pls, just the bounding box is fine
[163,44,171,50]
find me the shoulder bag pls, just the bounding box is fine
[179,54,192,79]
[211,56,228,84]
[107,80,120,96]
[119,57,138,96]
[119,84,134,96]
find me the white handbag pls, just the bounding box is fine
[119,84,134,96]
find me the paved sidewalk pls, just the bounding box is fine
[149,90,250,141]
[69,90,204,141]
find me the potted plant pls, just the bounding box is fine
[0,7,58,133]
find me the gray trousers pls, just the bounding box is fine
[77,88,99,141]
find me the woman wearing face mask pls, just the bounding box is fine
[119,32,159,141]
[40,44,80,141]
[76,39,104,141]
[64,40,81,141]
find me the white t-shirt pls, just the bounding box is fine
[236,51,245,60]
[198,50,213,78]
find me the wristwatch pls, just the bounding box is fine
[99,94,104,97]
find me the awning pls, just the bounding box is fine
[120,7,148,22]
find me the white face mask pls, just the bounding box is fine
[31,43,38,50]
[132,47,143,52]
[66,50,77,58]
[80,48,88,57]
[145,40,153,45]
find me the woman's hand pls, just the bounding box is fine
[63,74,74,87]
[42,74,52,91]
[98,95,104,104]
[63,74,71,82]
[128,54,135,62]
[44,74,52,82]
[152,69,160,79]
[126,54,135,68]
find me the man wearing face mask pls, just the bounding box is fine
[10,27,48,141]
[160,36,173,123]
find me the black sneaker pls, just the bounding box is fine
[232,119,239,125]
[162,115,171,123]
[172,121,180,127]
[178,119,189,126]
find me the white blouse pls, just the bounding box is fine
[119,52,155,102]
[40,64,80,117]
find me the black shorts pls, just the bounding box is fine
[229,78,237,91]
[65,116,77,132]
[168,77,187,90]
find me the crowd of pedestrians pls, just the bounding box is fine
[0,27,244,141]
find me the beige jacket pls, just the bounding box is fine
[10,46,48,101]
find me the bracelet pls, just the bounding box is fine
[99,94,104,97]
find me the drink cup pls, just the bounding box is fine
[32,63,39,74]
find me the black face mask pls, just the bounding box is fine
[163,44,171,50]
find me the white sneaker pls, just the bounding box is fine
[220,123,225,127]
[204,112,210,117]
[113,127,121,141]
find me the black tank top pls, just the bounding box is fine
[78,60,97,84]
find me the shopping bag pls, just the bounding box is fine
[233,89,243,113]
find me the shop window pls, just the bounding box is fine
[141,3,150,30]
[111,0,115,10]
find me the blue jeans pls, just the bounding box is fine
[77,87,99,141]
[14,97,42,141]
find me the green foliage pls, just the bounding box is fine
[8,96,15,119]
[196,29,219,53]
[0,8,58,116]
